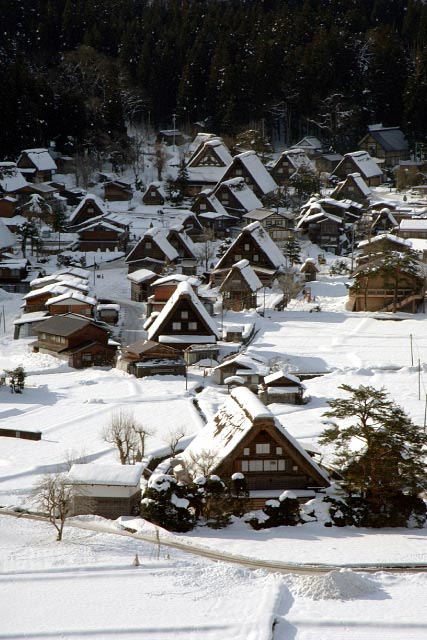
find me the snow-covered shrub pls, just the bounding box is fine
[323,493,427,528]
[140,474,196,532]
[249,491,304,529]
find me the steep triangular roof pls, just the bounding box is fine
[147,281,218,341]
[219,259,263,293]
[215,177,263,211]
[177,387,329,486]
[232,151,278,195]
[69,194,107,225]
[215,222,287,271]
[18,148,57,172]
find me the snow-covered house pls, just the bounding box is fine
[270,148,316,185]
[219,259,262,311]
[211,221,287,286]
[331,172,371,204]
[16,148,57,183]
[291,136,323,159]
[259,370,306,405]
[127,268,158,302]
[211,352,270,388]
[147,281,218,352]
[125,226,197,275]
[191,189,237,235]
[68,194,108,228]
[213,177,263,218]
[103,179,132,201]
[117,339,186,378]
[146,273,201,316]
[67,463,144,519]
[333,151,383,186]
[142,182,167,206]
[242,208,294,242]
[72,217,129,252]
[219,151,278,199]
[359,124,410,167]
[299,258,319,282]
[23,281,90,313]
[45,291,97,318]
[348,234,426,313]
[0,162,29,197]
[175,387,329,502]
[32,313,117,368]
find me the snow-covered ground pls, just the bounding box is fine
[2,256,427,637]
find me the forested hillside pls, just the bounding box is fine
[2,0,427,156]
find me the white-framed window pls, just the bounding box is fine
[189,321,197,330]
[264,459,278,471]
[199,203,207,210]
[241,460,249,472]
[278,167,284,174]
[249,460,263,471]
[276,446,282,455]
[256,443,270,454]
[145,242,152,249]
[181,311,189,319]
[172,322,181,330]
[293,465,299,471]
[235,168,243,176]
[278,460,286,471]
[244,243,250,251]
[243,447,250,456]
[253,254,259,262]
[234,254,242,261]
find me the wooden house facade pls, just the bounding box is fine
[33,314,116,368]
[219,151,278,199]
[358,125,410,167]
[68,195,107,227]
[219,259,262,311]
[126,227,197,275]
[213,178,263,218]
[16,149,57,183]
[147,281,218,351]
[68,463,144,519]
[176,388,329,498]
[211,221,287,286]
[117,339,186,378]
[333,151,383,186]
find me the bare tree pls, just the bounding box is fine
[195,229,218,271]
[162,427,187,458]
[102,410,151,464]
[186,449,219,477]
[33,474,74,541]
[153,142,167,181]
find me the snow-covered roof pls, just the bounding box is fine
[24,282,86,300]
[0,162,28,193]
[186,165,228,184]
[357,233,412,249]
[20,148,57,172]
[291,136,323,152]
[365,125,409,152]
[0,219,16,249]
[177,388,329,484]
[277,148,315,172]
[187,132,218,156]
[399,219,427,231]
[69,194,107,224]
[224,259,263,292]
[46,291,96,307]
[188,139,232,169]
[216,177,263,211]
[343,151,382,179]
[264,369,303,386]
[148,281,218,341]
[348,172,371,196]
[68,463,144,486]
[243,221,287,269]
[126,268,157,284]
[234,151,278,194]
[152,273,200,288]
[143,182,167,199]
[58,267,91,280]
[214,352,269,376]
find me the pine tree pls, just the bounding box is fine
[283,235,302,266]
[320,384,427,517]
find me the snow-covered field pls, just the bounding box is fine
[2,258,427,638]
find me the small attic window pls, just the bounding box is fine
[256,443,270,454]
[243,447,250,456]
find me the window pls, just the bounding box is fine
[235,168,243,176]
[251,375,259,383]
[256,443,270,454]
[234,254,242,261]
[244,243,250,251]
[278,167,284,173]
[276,447,282,455]
[181,311,189,319]
[241,460,248,472]
[253,254,259,262]
[145,242,152,249]
[249,460,263,471]
[243,447,250,456]
[264,459,278,471]
[278,460,286,471]
[172,322,181,330]
[199,203,207,210]
[82,354,92,362]
[189,321,197,330]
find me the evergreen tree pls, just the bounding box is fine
[283,235,302,266]
[320,384,427,519]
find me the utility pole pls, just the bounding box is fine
[172,113,177,152]
[410,334,414,366]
